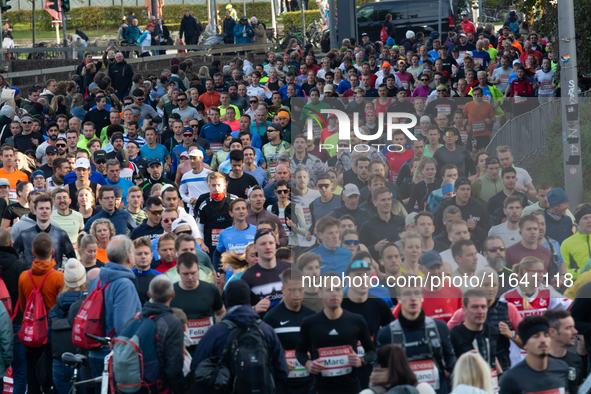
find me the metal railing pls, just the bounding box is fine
[486,99,562,159]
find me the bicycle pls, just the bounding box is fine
[62,333,112,394]
[306,20,324,49]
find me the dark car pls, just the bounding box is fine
[321,0,456,52]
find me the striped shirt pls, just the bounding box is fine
[179,168,212,215]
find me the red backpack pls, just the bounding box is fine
[0,272,13,318]
[72,279,110,349]
[380,24,389,43]
[18,270,53,347]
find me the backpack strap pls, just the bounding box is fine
[29,269,54,291]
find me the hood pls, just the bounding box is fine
[31,259,56,276]
[141,301,173,318]
[99,262,136,284]
[41,88,54,96]
[0,245,19,269]
[451,384,490,394]
[223,305,259,326]
[19,214,35,225]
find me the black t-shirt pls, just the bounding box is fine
[170,281,223,320]
[343,169,367,190]
[2,202,29,223]
[13,132,44,153]
[83,108,111,132]
[500,357,569,394]
[450,323,498,368]
[129,221,164,240]
[84,260,105,273]
[240,260,291,312]
[227,172,259,199]
[296,309,375,394]
[487,190,529,225]
[39,163,54,178]
[134,268,159,304]
[549,350,584,394]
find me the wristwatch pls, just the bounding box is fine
[512,330,516,339]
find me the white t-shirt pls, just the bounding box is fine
[440,249,488,272]
[488,222,522,248]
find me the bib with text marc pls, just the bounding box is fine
[318,346,352,377]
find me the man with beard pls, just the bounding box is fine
[14,115,43,154]
[500,316,570,394]
[229,83,248,114]
[35,122,59,165]
[329,184,369,229]
[139,159,175,201]
[488,195,523,248]
[546,310,583,394]
[482,236,515,297]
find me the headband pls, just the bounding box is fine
[442,184,454,195]
[277,110,290,119]
[520,324,549,346]
[575,206,591,225]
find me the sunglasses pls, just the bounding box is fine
[190,124,199,128]
[56,144,66,148]
[342,239,360,246]
[316,183,331,189]
[444,132,455,137]
[437,89,447,92]
[177,98,186,102]
[267,129,278,133]
[250,100,258,104]
[175,230,192,236]
[147,210,163,215]
[22,121,32,124]
[276,189,289,195]
[487,246,506,253]
[421,79,429,82]
[183,134,193,137]
[95,160,106,164]
[349,259,369,269]
[134,97,145,101]
[162,218,176,223]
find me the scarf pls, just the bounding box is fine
[397,309,425,331]
[211,192,226,201]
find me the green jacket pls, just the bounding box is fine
[471,174,503,205]
[468,84,505,116]
[561,231,591,280]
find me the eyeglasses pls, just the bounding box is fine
[175,230,192,236]
[437,89,447,92]
[487,246,505,252]
[444,131,455,137]
[342,239,360,246]
[147,210,163,215]
[190,124,199,128]
[420,79,429,82]
[134,96,145,101]
[56,144,66,148]
[276,189,289,195]
[316,183,331,189]
[162,218,176,223]
[250,100,258,104]
[22,121,32,124]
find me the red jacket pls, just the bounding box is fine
[509,77,534,103]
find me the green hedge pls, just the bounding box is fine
[282,10,321,29]
[161,2,271,26]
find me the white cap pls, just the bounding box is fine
[342,184,360,197]
[75,158,91,169]
[171,218,192,235]
[420,115,431,123]
[513,59,522,65]
[405,212,418,227]
[189,149,204,158]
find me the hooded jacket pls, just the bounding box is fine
[0,299,11,378]
[18,260,64,313]
[434,196,493,248]
[109,60,134,95]
[190,304,289,382]
[88,262,141,359]
[48,290,86,344]
[124,25,141,44]
[140,302,185,394]
[179,15,200,39]
[246,209,289,246]
[13,224,75,268]
[0,245,27,324]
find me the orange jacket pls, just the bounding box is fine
[18,260,64,313]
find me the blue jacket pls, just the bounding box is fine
[63,170,106,185]
[83,208,137,236]
[124,25,142,44]
[190,304,289,382]
[89,263,142,359]
[544,211,574,244]
[308,244,353,277]
[233,23,254,44]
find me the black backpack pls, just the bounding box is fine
[194,318,274,394]
[52,295,85,359]
[76,28,89,42]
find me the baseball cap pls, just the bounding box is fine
[420,250,443,268]
[342,184,360,197]
[171,218,192,234]
[513,59,522,66]
[116,149,129,168]
[0,179,9,187]
[182,126,193,136]
[45,145,58,155]
[405,212,418,227]
[361,32,368,37]
[189,149,204,158]
[94,150,107,162]
[75,158,91,169]
[146,23,155,28]
[240,15,248,21]
[324,84,335,93]
[112,186,123,198]
[462,12,469,16]
[454,177,472,189]
[111,133,124,143]
[485,156,500,166]
[147,158,162,167]
[459,33,468,38]
[170,113,181,120]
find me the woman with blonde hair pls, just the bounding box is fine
[50,95,71,118]
[399,231,424,277]
[407,156,441,212]
[77,186,100,224]
[77,232,104,269]
[198,66,209,84]
[90,219,115,264]
[221,242,257,287]
[15,151,34,177]
[70,93,86,120]
[451,352,493,394]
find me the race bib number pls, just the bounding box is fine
[514,96,527,104]
[459,129,468,144]
[269,162,277,176]
[499,75,509,84]
[482,96,491,103]
[211,229,221,246]
[313,126,322,140]
[187,317,213,345]
[356,336,373,357]
[303,207,312,228]
[459,51,467,58]
[402,81,410,90]
[525,389,565,394]
[539,82,553,94]
[472,120,486,133]
[8,190,16,204]
[285,350,309,378]
[492,369,498,394]
[279,217,291,237]
[452,65,457,74]
[318,346,352,377]
[437,105,451,115]
[409,360,440,390]
[210,143,222,153]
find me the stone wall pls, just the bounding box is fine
[3,53,267,93]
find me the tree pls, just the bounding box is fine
[520,0,591,74]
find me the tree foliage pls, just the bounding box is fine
[520,0,591,74]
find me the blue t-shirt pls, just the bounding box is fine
[140,144,169,165]
[336,80,352,94]
[471,50,491,69]
[200,121,232,145]
[231,130,262,149]
[245,167,268,188]
[216,224,257,254]
[278,83,303,99]
[63,170,107,185]
[105,177,135,206]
